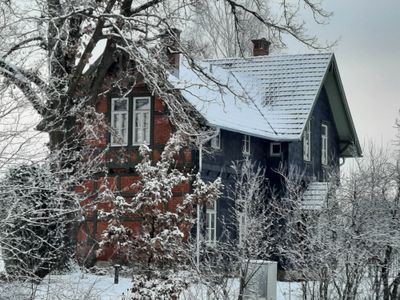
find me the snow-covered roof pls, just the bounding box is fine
[301,182,329,210]
[85,43,360,155]
[171,53,332,141]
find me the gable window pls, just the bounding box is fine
[205,201,217,245]
[210,130,221,150]
[303,120,311,161]
[270,142,281,157]
[111,98,129,146]
[132,97,151,145]
[321,124,328,165]
[243,135,251,155]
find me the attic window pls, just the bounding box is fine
[270,142,281,157]
[110,96,151,147]
[303,120,311,161]
[111,98,129,146]
[132,97,151,145]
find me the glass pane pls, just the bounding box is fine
[112,113,127,144]
[272,144,280,154]
[142,112,149,129]
[322,125,328,136]
[135,113,141,128]
[113,114,119,129]
[135,98,150,110]
[135,128,143,143]
[121,113,127,129]
[113,99,127,111]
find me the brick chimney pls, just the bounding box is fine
[161,28,181,77]
[252,38,271,56]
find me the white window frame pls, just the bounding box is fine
[270,142,281,157]
[321,124,328,165]
[243,135,251,155]
[132,97,151,145]
[210,130,221,150]
[110,97,129,146]
[303,119,311,161]
[205,201,217,246]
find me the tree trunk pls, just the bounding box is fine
[382,246,392,300]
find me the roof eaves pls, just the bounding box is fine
[207,122,299,142]
[330,54,362,157]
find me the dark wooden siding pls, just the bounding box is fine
[288,86,340,181]
[199,129,289,241]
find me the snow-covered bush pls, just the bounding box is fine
[0,164,77,280]
[98,132,222,298]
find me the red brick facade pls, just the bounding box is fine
[76,90,194,263]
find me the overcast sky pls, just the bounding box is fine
[283,0,400,150]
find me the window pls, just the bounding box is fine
[321,124,328,165]
[205,201,217,245]
[243,135,251,155]
[110,96,151,146]
[210,130,221,149]
[303,119,311,161]
[270,142,281,157]
[238,212,247,247]
[132,97,151,145]
[111,98,129,146]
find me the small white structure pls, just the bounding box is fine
[243,260,277,300]
[302,181,329,210]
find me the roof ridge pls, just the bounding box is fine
[203,52,333,63]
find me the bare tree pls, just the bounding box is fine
[290,145,400,300]
[0,0,331,160]
[187,0,331,58]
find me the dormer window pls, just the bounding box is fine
[210,130,221,150]
[303,120,311,161]
[111,98,129,146]
[243,135,251,155]
[110,96,151,146]
[270,142,281,157]
[321,124,328,165]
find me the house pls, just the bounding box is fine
[76,37,361,262]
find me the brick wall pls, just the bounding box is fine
[76,91,194,263]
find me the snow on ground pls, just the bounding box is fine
[277,282,303,300]
[0,269,303,299]
[0,271,132,300]
[34,272,132,300]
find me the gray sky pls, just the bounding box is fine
[283,0,400,150]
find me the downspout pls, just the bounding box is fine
[196,143,202,270]
[196,128,220,270]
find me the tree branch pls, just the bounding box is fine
[2,37,46,59]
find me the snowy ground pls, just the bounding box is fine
[0,269,303,300]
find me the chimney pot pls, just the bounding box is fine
[252,38,271,56]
